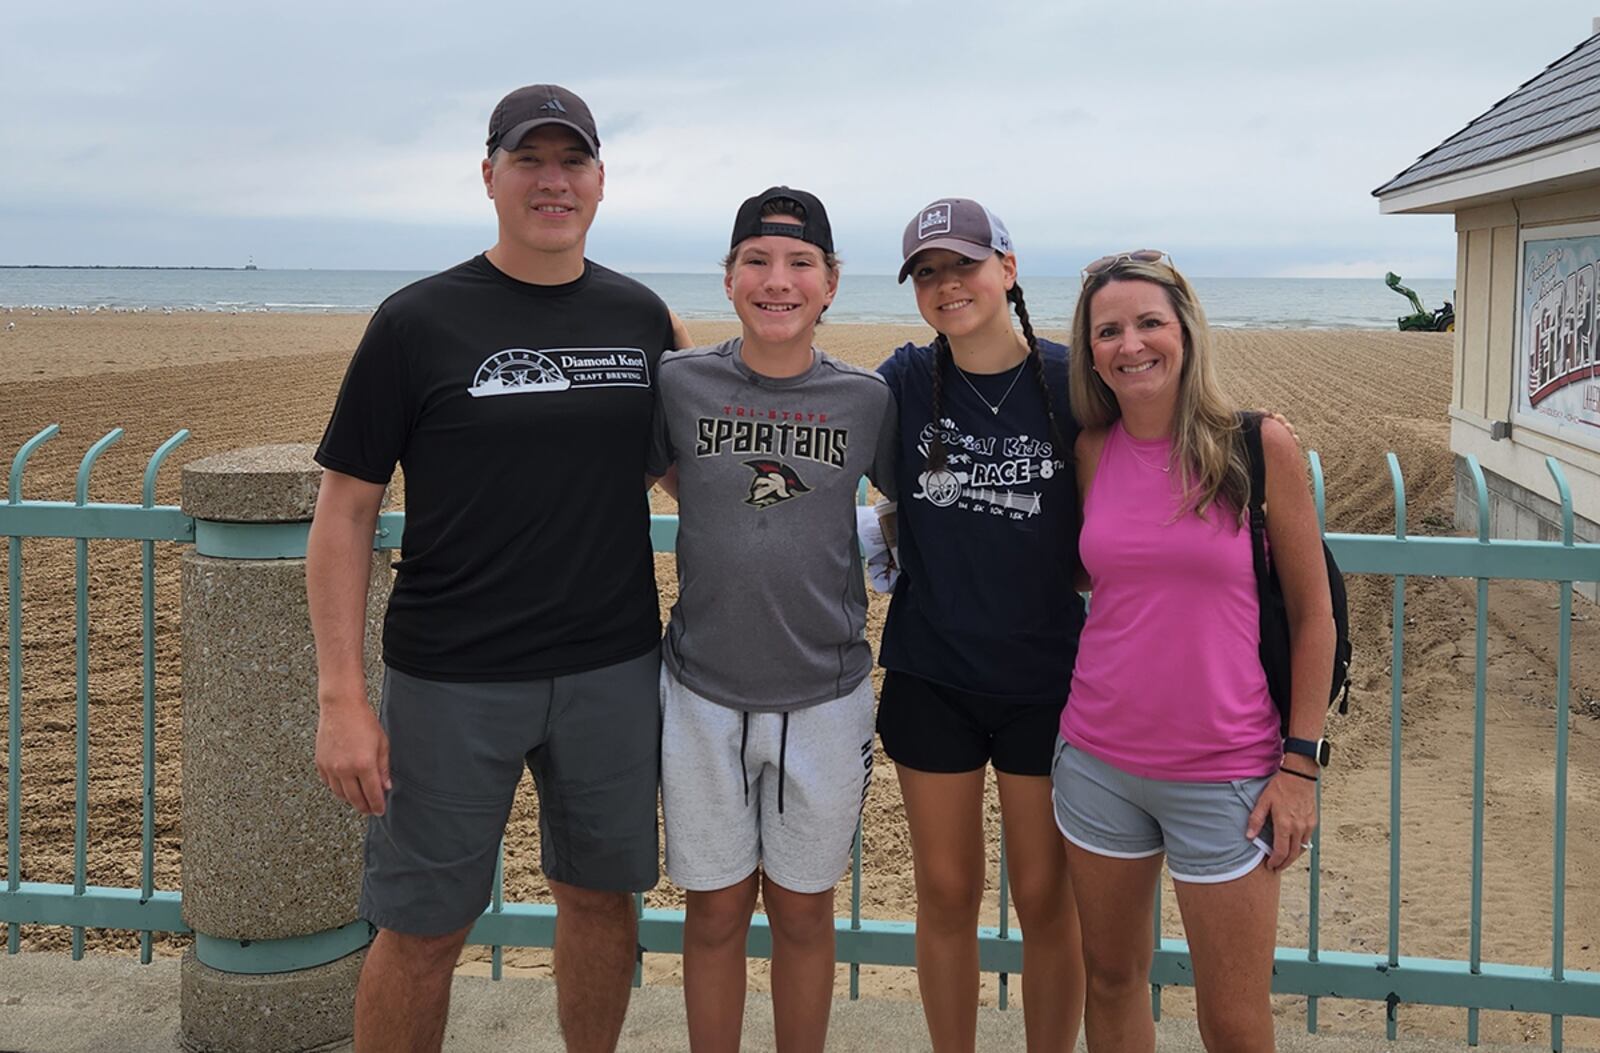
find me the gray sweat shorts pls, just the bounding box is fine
[360,646,661,936]
[1052,738,1273,885]
[660,666,874,895]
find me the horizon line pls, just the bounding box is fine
[0,263,1457,281]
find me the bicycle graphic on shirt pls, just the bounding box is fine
[913,450,1044,518]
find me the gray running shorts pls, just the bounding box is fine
[1051,738,1272,884]
[660,666,874,895]
[360,646,661,936]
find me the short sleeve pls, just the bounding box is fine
[868,383,898,502]
[645,383,675,478]
[314,309,411,485]
[876,345,908,401]
[1050,342,1080,444]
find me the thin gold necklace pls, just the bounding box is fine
[1124,429,1172,473]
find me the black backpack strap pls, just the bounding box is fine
[1239,411,1270,585]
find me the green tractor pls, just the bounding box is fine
[1386,272,1455,332]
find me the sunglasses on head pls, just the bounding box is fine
[1081,249,1174,284]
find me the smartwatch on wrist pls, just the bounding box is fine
[1284,737,1331,768]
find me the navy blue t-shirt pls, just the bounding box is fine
[876,338,1085,704]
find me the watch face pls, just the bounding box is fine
[1316,739,1332,766]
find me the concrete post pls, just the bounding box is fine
[178,444,390,1053]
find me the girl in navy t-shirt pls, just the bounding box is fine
[875,198,1086,1050]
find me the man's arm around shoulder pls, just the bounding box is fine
[307,469,391,816]
[668,309,693,352]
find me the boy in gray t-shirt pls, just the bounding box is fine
[646,187,895,1052]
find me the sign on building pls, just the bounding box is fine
[1517,222,1600,453]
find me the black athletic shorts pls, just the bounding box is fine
[876,670,1064,777]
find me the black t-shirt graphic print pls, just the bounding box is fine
[317,255,674,681]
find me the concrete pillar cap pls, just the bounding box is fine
[181,443,324,522]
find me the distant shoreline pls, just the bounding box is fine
[0,265,252,272]
[0,270,1459,327]
[0,264,1458,281]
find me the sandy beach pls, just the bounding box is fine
[0,312,1596,1048]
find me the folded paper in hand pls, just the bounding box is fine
[855,504,899,593]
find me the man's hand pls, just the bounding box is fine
[307,469,388,814]
[669,310,694,351]
[1262,410,1298,445]
[315,694,391,816]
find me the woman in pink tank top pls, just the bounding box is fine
[1055,252,1335,1052]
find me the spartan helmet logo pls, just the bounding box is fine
[743,459,812,509]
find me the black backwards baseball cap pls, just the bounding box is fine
[486,84,600,157]
[729,186,835,255]
[898,198,1015,282]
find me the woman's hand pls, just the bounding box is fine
[1246,760,1319,872]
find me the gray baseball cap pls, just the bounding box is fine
[486,84,600,157]
[898,198,1015,282]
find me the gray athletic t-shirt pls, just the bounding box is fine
[648,338,898,711]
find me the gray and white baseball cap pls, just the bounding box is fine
[898,198,1015,282]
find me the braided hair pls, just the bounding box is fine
[925,332,954,471]
[923,278,1066,474]
[1010,282,1067,471]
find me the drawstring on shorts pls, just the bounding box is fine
[737,709,792,816]
[777,711,790,815]
[740,711,751,806]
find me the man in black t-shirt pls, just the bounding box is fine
[308,84,680,1053]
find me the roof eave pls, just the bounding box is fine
[1377,127,1600,214]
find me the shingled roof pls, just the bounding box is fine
[1374,31,1600,197]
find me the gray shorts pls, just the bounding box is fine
[1051,739,1272,884]
[660,667,874,895]
[360,647,661,936]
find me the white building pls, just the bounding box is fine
[1377,22,1600,601]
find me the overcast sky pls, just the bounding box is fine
[2,1,1594,277]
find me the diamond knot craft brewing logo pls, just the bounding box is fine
[467,348,649,397]
[918,204,953,240]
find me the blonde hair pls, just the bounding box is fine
[1068,258,1249,520]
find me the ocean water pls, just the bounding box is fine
[0,267,1458,330]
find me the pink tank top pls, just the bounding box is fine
[1060,422,1281,780]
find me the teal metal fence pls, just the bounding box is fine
[3,425,1599,1048]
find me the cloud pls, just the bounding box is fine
[1,0,1590,271]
